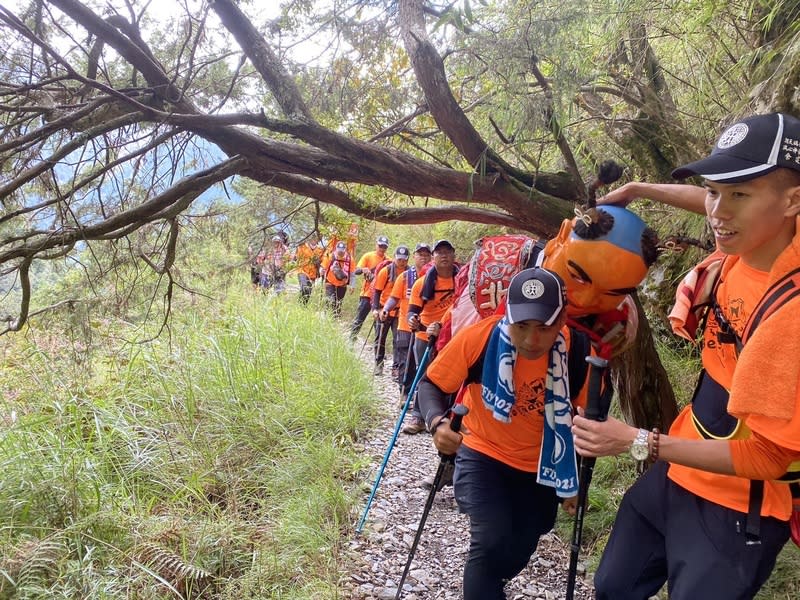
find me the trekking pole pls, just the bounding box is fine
[372,319,386,372]
[395,403,468,599]
[356,334,437,534]
[565,355,610,600]
[358,318,377,358]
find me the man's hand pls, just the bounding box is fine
[373,309,383,322]
[426,321,441,338]
[430,416,466,455]
[572,408,637,457]
[408,314,420,330]
[597,182,642,207]
[603,296,639,357]
[561,495,578,516]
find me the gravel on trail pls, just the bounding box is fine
[340,356,596,600]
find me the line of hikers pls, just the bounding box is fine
[377,112,800,600]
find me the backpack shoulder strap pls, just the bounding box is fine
[466,334,490,385]
[741,266,800,344]
[523,239,547,269]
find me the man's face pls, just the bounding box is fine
[703,172,800,270]
[377,244,388,256]
[414,250,432,269]
[433,246,455,272]
[395,257,409,268]
[507,312,566,360]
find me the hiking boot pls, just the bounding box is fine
[402,416,426,435]
[373,362,383,376]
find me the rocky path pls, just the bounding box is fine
[340,359,595,600]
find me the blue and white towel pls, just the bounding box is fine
[480,318,578,498]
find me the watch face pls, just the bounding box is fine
[631,442,650,461]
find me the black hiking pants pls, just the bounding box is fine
[374,315,397,366]
[454,446,559,600]
[349,296,373,340]
[595,461,789,600]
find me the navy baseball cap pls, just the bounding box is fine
[433,239,454,252]
[376,235,389,247]
[395,245,410,259]
[335,241,346,251]
[672,112,800,183]
[415,242,432,253]
[506,267,566,326]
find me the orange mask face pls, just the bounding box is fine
[543,207,649,316]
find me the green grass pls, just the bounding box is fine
[0,286,375,599]
[2,279,799,598]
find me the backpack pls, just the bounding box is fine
[436,236,544,350]
[368,258,393,301]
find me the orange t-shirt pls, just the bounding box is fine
[389,269,420,333]
[373,262,406,313]
[356,250,388,297]
[668,258,796,519]
[321,254,353,287]
[295,243,322,279]
[425,315,589,472]
[409,271,456,341]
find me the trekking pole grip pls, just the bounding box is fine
[426,333,438,349]
[583,355,609,422]
[448,403,468,432]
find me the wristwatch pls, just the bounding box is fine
[630,428,650,461]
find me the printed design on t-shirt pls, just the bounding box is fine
[726,296,746,333]
[510,377,546,419]
[702,295,748,352]
[430,288,454,310]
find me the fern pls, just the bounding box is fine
[14,535,69,597]
[134,542,213,598]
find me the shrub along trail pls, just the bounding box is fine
[341,357,595,600]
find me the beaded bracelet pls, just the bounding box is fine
[650,428,660,463]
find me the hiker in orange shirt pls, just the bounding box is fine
[294,237,324,304]
[383,242,433,394]
[320,241,353,319]
[350,235,390,342]
[573,112,800,600]
[403,239,459,434]
[416,267,594,600]
[371,245,410,376]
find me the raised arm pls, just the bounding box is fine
[600,182,707,215]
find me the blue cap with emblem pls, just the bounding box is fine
[672,112,800,183]
[505,267,566,326]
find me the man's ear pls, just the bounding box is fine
[788,185,800,217]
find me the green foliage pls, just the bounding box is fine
[0,289,375,598]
